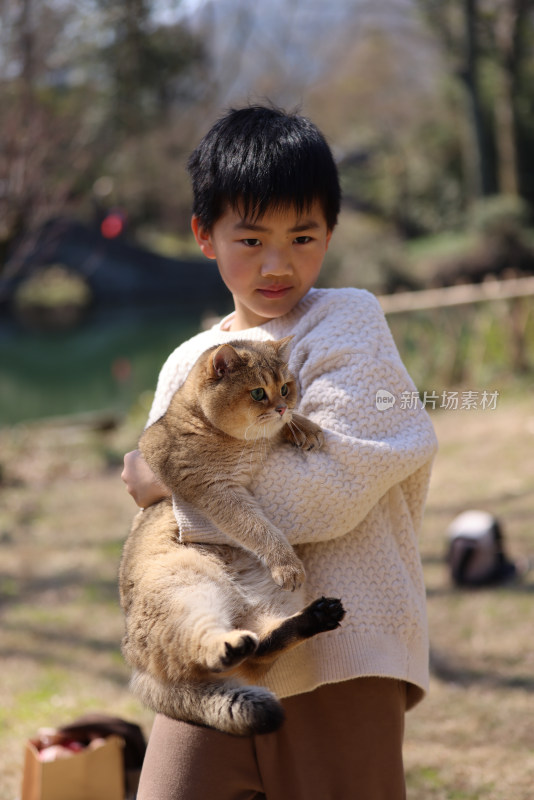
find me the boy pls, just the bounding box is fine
[122,105,437,799]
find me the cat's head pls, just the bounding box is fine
[196,337,297,440]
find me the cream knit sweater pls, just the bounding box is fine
[147,287,438,709]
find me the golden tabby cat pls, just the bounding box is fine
[119,338,344,735]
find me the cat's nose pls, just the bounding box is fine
[275,405,287,416]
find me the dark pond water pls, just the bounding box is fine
[0,306,216,426]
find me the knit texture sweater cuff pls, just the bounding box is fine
[172,497,235,546]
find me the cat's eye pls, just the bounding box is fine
[280,384,289,397]
[250,388,266,401]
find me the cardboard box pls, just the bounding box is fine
[21,734,125,800]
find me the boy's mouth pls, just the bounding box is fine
[257,285,293,299]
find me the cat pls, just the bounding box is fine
[119,337,345,736]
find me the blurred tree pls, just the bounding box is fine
[96,0,204,133]
[305,22,466,237]
[417,0,534,201]
[2,0,533,268]
[0,0,207,269]
[493,0,520,194]
[0,0,94,267]
[190,0,463,237]
[90,1,208,233]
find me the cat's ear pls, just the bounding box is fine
[212,344,242,378]
[272,336,294,361]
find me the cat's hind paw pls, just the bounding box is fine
[303,597,345,633]
[209,631,259,673]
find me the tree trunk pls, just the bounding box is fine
[462,0,494,196]
[493,0,522,195]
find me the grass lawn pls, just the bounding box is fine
[0,393,533,799]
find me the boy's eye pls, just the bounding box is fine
[294,236,312,244]
[242,238,261,247]
[280,384,289,397]
[250,388,266,401]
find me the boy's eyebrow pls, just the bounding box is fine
[233,219,322,233]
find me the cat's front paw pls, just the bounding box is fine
[284,414,324,452]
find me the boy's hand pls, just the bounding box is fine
[121,449,170,508]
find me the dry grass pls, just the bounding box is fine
[0,395,533,799]
[0,417,154,800]
[405,395,534,799]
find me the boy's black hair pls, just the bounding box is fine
[187,105,341,231]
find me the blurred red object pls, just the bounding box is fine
[101,212,125,239]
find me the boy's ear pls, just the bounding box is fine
[191,216,216,260]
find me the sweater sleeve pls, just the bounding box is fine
[250,291,438,545]
[145,350,184,427]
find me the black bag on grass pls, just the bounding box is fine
[446,510,518,587]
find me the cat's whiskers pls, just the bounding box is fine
[250,423,267,472]
[246,422,272,475]
[257,425,270,468]
[232,422,256,476]
[233,421,266,479]
[287,418,305,447]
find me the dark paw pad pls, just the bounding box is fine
[221,635,257,668]
[307,597,345,632]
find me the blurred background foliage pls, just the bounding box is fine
[2,0,534,261]
[0,0,533,422]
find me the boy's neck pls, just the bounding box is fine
[227,303,272,332]
[223,287,316,332]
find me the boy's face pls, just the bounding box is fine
[192,201,332,331]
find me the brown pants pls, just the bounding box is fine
[136,677,407,800]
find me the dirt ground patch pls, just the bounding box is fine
[1,396,533,799]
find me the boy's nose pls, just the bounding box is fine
[260,248,292,276]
